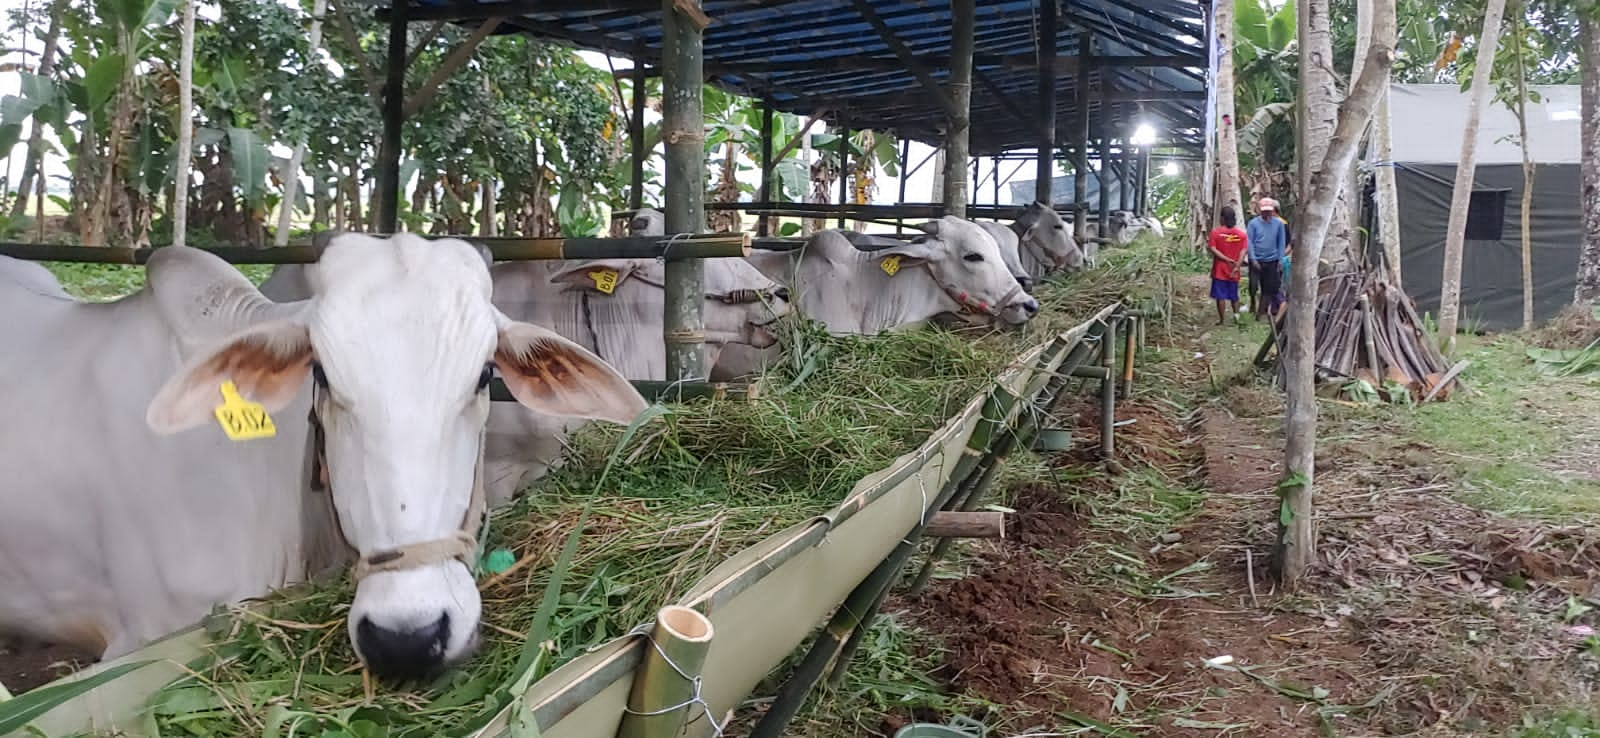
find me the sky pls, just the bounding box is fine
[0,0,1173,208]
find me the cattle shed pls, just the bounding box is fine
[364,0,1211,228]
[1364,82,1584,331]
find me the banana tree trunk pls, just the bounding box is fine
[10,0,68,221]
[274,0,328,246]
[1438,0,1508,350]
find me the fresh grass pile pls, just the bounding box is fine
[123,313,1028,738]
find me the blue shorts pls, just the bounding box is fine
[1210,279,1240,301]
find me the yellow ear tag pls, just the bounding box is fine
[880,255,902,276]
[214,380,277,441]
[589,269,619,295]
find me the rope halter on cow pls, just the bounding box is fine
[306,377,488,583]
[921,261,1024,319]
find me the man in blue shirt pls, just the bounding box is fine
[1246,197,1289,319]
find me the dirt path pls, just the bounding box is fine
[886,273,1600,737]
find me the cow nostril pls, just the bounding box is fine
[774,286,791,302]
[1024,301,1040,315]
[355,613,451,682]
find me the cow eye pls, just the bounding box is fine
[311,361,329,389]
[477,363,494,393]
[963,253,984,263]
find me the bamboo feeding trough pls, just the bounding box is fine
[10,304,1133,738]
[1258,268,1464,402]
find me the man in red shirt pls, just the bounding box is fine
[1207,205,1249,325]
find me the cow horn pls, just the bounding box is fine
[915,220,942,237]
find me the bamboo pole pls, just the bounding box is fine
[758,99,775,237]
[617,605,716,738]
[1073,34,1091,243]
[1121,314,1136,399]
[1100,317,1117,458]
[174,0,195,248]
[629,56,647,211]
[490,379,758,405]
[1359,292,1382,378]
[0,233,751,266]
[661,0,708,382]
[943,0,975,216]
[1035,0,1058,204]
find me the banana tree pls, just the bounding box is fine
[1233,0,1300,208]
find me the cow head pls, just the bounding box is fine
[144,234,648,681]
[1014,202,1084,272]
[907,216,1040,326]
[547,257,793,367]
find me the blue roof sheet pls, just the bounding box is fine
[381,0,1212,154]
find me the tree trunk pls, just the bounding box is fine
[1374,80,1403,284]
[1214,0,1241,220]
[313,175,331,228]
[9,0,68,220]
[274,0,328,246]
[1579,15,1600,306]
[173,0,196,248]
[1437,0,1508,350]
[1275,0,1398,587]
[800,117,817,237]
[480,178,496,236]
[1298,0,1355,264]
[1514,12,1534,330]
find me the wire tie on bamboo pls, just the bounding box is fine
[656,230,699,263]
[621,610,724,737]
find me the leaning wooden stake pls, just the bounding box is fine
[1100,317,1118,459]
[618,605,716,738]
[1120,315,1137,400]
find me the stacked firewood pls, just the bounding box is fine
[1266,268,1464,402]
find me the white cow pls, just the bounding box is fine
[977,201,1085,290]
[711,216,1038,379]
[0,235,646,681]
[480,209,793,502]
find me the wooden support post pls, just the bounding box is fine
[971,157,980,206]
[374,0,408,234]
[924,511,1005,538]
[1137,144,1151,215]
[758,100,774,237]
[992,155,1001,204]
[943,0,975,216]
[837,127,850,229]
[896,137,911,234]
[1036,0,1058,204]
[1120,137,1136,211]
[618,605,715,738]
[1096,79,1112,235]
[1100,317,1117,459]
[1073,34,1091,243]
[662,0,706,381]
[629,58,647,211]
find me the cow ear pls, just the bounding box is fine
[494,320,648,425]
[873,238,935,270]
[548,259,639,292]
[147,319,314,435]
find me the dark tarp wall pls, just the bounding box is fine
[1388,163,1582,332]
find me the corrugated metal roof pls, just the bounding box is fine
[375,0,1211,155]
